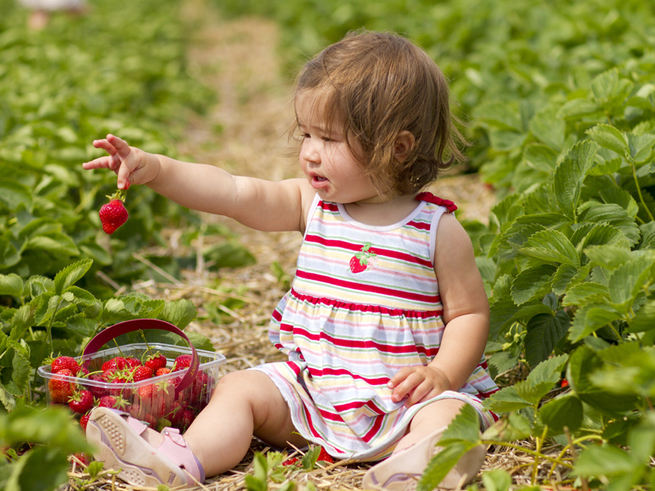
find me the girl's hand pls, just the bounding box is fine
[82,134,160,190]
[388,365,451,408]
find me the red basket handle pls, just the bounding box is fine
[82,319,199,398]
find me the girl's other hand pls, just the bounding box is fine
[388,365,451,408]
[82,134,160,190]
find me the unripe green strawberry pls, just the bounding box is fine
[99,190,128,234]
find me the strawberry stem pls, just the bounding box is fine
[106,189,127,202]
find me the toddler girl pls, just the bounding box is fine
[82,30,498,490]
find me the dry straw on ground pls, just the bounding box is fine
[59,2,547,490]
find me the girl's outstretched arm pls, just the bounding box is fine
[83,135,315,233]
[388,212,489,407]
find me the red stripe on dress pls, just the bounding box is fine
[293,325,440,357]
[478,388,500,399]
[290,289,442,318]
[296,270,440,304]
[305,234,433,268]
[318,201,340,212]
[333,398,387,416]
[406,220,431,231]
[362,414,385,443]
[308,366,391,386]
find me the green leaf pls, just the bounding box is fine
[557,98,598,120]
[8,350,31,397]
[524,311,570,367]
[519,229,579,267]
[552,263,581,295]
[553,140,597,217]
[53,258,93,295]
[417,442,477,491]
[0,274,24,298]
[482,412,533,442]
[7,446,70,491]
[569,303,623,342]
[628,300,655,333]
[510,265,557,305]
[537,392,583,437]
[587,124,629,157]
[438,404,482,445]
[475,101,523,132]
[302,446,320,470]
[574,445,635,479]
[483,385,532,413]
[576,202,640,246]
[599,188,640,218]
[628,132,655,162]
[23,234,79,257]
[61,286,97,307]
[562,282,609,307]
[526,354,568,387]
[159,299,196,329]
[568,346,639,414]
[607,255,654,305]
[528,107,565,150]
[481,469,512,491]
[584,244,633,270]
[523,144,558,173]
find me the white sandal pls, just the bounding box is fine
[86,407,205,488]
[362,428,485,490]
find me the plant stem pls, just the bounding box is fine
[481,440,574,469]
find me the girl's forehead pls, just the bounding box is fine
[295,89,342,128]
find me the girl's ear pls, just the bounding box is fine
[394,131,415,162]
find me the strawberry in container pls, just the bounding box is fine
[38,319,226,434]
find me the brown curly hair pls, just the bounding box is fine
[292,30,468,197]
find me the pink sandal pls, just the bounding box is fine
[362,428,486,490]
[86,407,205,488]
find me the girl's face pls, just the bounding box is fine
[296,94,384,205]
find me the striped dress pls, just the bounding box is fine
[254,192,498,461]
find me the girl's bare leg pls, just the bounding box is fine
[182,369,307,477]
[393,398,465,453]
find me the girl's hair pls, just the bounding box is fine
[294,30,468,196]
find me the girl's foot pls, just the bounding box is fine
[361,428,485,490]
[86,407,205,488]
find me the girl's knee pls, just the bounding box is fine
[211,370,283,406]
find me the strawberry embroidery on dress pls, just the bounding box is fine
[349,243,377,274]
[415,192,457,212]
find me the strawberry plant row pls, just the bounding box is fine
[0,0,257,296]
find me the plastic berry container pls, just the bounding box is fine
[38,319,226,432]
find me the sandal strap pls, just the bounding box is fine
[160,427,205,483]
[113,409,150,435]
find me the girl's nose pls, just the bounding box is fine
[301,138,320,165]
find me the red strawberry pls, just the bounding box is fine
[97,395,128,409]
[156,367,171,377]
[69,389,94,414]
[99,190,128,234]
[145,353,167,372]
[349,243,376,274]
[172,355,193,372]
[71,452,91,465]
[87,373,110,398]
[48,369,76,404]
[132,366,153,382]
[126,357,141,368]
[79,413,90,431]
[51,356,80,375]
[101,357,128,372]
[317,446,334,463]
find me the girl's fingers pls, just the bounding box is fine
[106,134,132,159]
